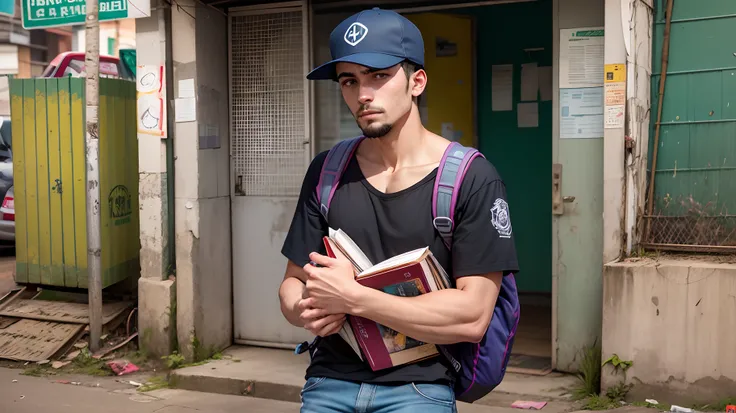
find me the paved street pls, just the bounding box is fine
[0,367,301,413]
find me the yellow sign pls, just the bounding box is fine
[605,64,626,83]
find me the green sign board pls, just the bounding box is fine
[22,0,149,29]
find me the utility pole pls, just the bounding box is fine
[85,0,102,352]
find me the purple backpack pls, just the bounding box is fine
[314,136,521,403]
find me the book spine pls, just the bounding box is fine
[348,315,392,370]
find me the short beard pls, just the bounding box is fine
[360,123,393,138]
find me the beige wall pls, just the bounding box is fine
[602,259,736,404]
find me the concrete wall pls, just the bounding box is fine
[171,0,232,361]
[136,0,176,357]
[602,259,736,404]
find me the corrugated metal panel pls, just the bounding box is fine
[9,78,140,287]
[646,0,736,248]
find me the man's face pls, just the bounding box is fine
[335,62,422,138]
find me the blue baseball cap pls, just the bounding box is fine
[307,7,425,81]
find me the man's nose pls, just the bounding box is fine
[358,87,374,105]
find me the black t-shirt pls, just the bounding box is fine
[281,147,520,385]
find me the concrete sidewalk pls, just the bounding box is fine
[170,345,583,413]
[0,367,300,412]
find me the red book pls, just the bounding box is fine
[321,228,451,371]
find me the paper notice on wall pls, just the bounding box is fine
[491,64,513,111]
[538,66,553,101]
[175,98,196,123]
[560,87,603,138]
[559,27,605,88]
[517,102,539,128]
[520,62,538,101]
[179,79,195,98]
[137,65,165,137]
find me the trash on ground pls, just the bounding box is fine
[129,380,143,387]
[670,405,693,413]
[12,379,17,383]
[106,360,139,376]
[512,401,548,410]
[65,350,81,360]
[646,399,659,405]
[51,361,71,369]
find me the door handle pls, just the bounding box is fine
[563,196,576,203]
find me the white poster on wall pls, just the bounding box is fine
[560,87,603,139]
[559,27,604,88]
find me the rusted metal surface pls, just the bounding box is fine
[0,299,131,325]
[640,242,736,254]
[0,319,84,362]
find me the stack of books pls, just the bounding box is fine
[323,228,452,371]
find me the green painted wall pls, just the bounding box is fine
[459,0,553,293]
[648,0,736,246]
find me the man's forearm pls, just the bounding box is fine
[279,277,307,327]
[349,285,495,345]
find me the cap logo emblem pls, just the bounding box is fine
[344,22,368,46]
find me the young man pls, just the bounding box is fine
[279,7,519,413]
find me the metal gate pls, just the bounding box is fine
[229,1,313,347]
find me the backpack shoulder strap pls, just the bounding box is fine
[316,136,365,222]
[432,142,486,250]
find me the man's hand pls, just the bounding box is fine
[298,299,346,337]
[300,251,364,316]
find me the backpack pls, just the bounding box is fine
[302,135,521,403]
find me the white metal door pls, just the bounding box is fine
[230,1,314,347]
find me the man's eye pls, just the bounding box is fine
[374,73,388,79]
[341,80,355,87]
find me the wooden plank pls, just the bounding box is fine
[58,77,78,287]
[9,80,27,283]
[0,319,84,362]
[23,80,40,284]
[47,78,65,287]
[70,79,87,288]
[0,299,132,325]
[35,80,52,286]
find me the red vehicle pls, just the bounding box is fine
[40,52,135,81]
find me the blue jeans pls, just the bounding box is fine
[299,376,458,413]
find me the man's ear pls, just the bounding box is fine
[411,69,427,98]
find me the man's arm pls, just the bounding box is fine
[300,253,502,345]
[349,273,502,344]
[279,261,308,327]
[280,260,346,336]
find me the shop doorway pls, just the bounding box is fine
[311,0,555,374]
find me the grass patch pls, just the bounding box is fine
[581,395,623,410]
[692,398,736,412]
[68,348,113,376]
[22,365,53,377]
[138,375,170,392]
[632,400,669,410]
[572,343,602,400]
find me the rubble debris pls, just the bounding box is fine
[51,361,71,369]
[106,360,139,376]
[512,401,548,410]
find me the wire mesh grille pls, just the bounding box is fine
[643,193,736,251]
[230,11,307,197]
